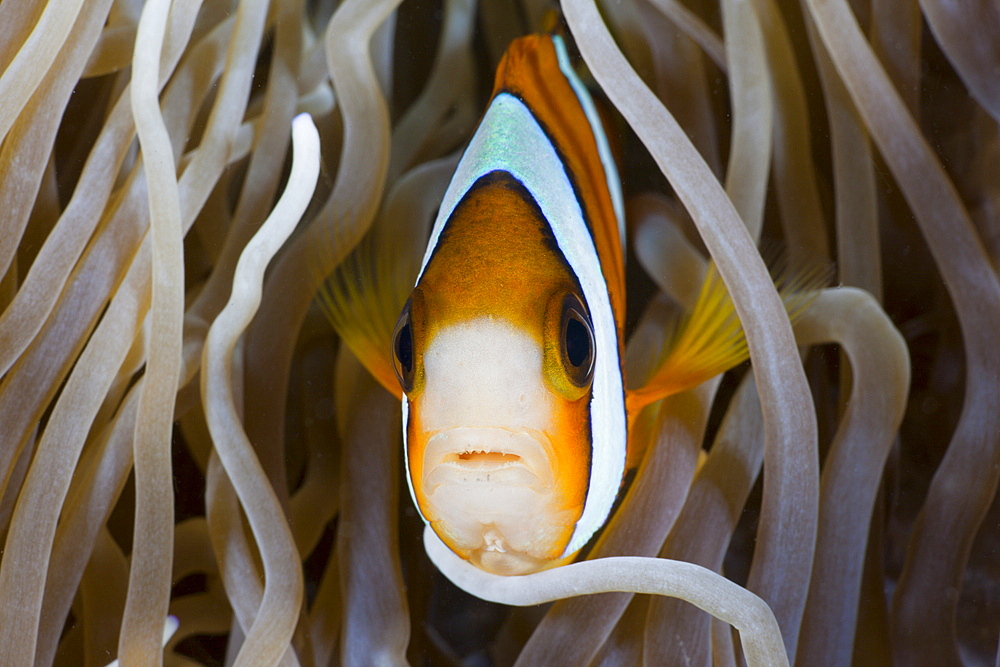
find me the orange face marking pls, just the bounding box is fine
[418,176,576,334]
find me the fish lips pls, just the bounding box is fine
[419,426,579,573]
[422,426,556,494]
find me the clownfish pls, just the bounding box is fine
[320,33,819,576]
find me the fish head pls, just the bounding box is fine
[393,279,598,575]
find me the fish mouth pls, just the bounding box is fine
[452,450,522,465]
[419,427,574,573]
[423,427,555,491]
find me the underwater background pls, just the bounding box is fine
[0,0,997,664]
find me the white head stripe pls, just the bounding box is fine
[415,92,627,556]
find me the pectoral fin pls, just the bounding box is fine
[626,259,828,421]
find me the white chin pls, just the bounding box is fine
[422,427,576,574]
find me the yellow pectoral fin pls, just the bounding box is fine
[314,159,454,399]
[315,186,440,400]
[626,259,828,418]
[315,232,404,399]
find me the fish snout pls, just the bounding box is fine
[420,427,576,575]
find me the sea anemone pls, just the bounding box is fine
[0,0,996,664]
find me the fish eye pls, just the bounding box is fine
[392,301,415,392]
[560,294,595,387]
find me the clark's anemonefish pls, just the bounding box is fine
[391,35,629,575]
[319,33,821,576]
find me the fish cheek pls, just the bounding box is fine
[536,291,599,559]
[547,395,593,525]
[404,406,431,519]
[398,290,433,523]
